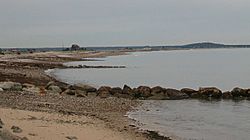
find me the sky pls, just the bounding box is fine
[0,0,250,48]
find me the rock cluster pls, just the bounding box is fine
[1,81,250,100]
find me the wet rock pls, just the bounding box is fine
[48,85,62,94]
[222,91,232,99]
[231,87,245,98]
[72,83,97,92]
[165,89,189,100]
[0,82,22,91]
[147,94,169,100]
[137,86,152,98]
[11,126,22,133]
[180,88,198,97]
[97,86,112,98]
[198,87,222,98]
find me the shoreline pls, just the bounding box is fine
[0,50,171,140]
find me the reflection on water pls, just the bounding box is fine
[128,100,250,140]
[54,48,250,90]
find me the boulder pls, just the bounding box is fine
[122,85,135,96]
[147,94,169,100]
[0,88,3,92]
[198,87,222,98]
[48,85,62,94]
[61,89,76,96]
[111,87,123,95]
[180,88,198,97]
[165,88,189,100]
[137,86,152,98]
[151,86,165,95]
[0,82,22,91]
[45,81,56,89]
[231,87,245,97]
[75,90,87,97]
[245,89,250,97]
[222,91,232,99]
[22,86,40,94]
[73,83,97,92]
[97,86,112,98]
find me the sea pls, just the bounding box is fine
[51,48,250,140]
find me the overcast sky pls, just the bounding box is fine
[0,0,250,48]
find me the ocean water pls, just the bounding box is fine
[128,100,250,140]
[53,48,250,91]
[52,48,250,140]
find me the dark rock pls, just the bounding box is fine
[66,136,78,140]
[111,87,123,95]
[165,89,189,100]
[222,91,232,99]
[122,85,135,96]
[245,89,250,97]
[72,84,97,92]
[147,94,169,100]
[11,126,22,133]
[231,87,245,97]
[137,86,152,98]
[151,86,165,95]
[181,88,198,96]
[198,87,222,98]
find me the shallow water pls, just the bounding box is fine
[52,48,250,139]
[128,100,250,140]
[54,48,250,91]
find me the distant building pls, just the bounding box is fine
[71,44,81,51]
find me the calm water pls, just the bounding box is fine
[52,48,250,140]
[54,48,250,91]
[128,100,250,140]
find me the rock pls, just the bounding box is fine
[137,86,152,98]
[66,136,78,140]
[231,87,245,97]
[75,90,87,97]
[22,83,35,88]
[198,87,222,98]
[0,118,3,128]
[0,82,22,91]
[180,88,198,96]
[45,81,56,89]
[222,91,232,99]
[97,86,112,98]
[61,89,76,96]
[245,89,250,97]
[151,86,165,95]
[22,86,40,94]
[48,85,62,94]
[165,89,189,100]
[122,85,135,96]
[11,126,22,133]
[72,83,97,92]
[0,88,3,92]
[111,87,123,95]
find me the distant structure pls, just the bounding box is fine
[71,44,81,51]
